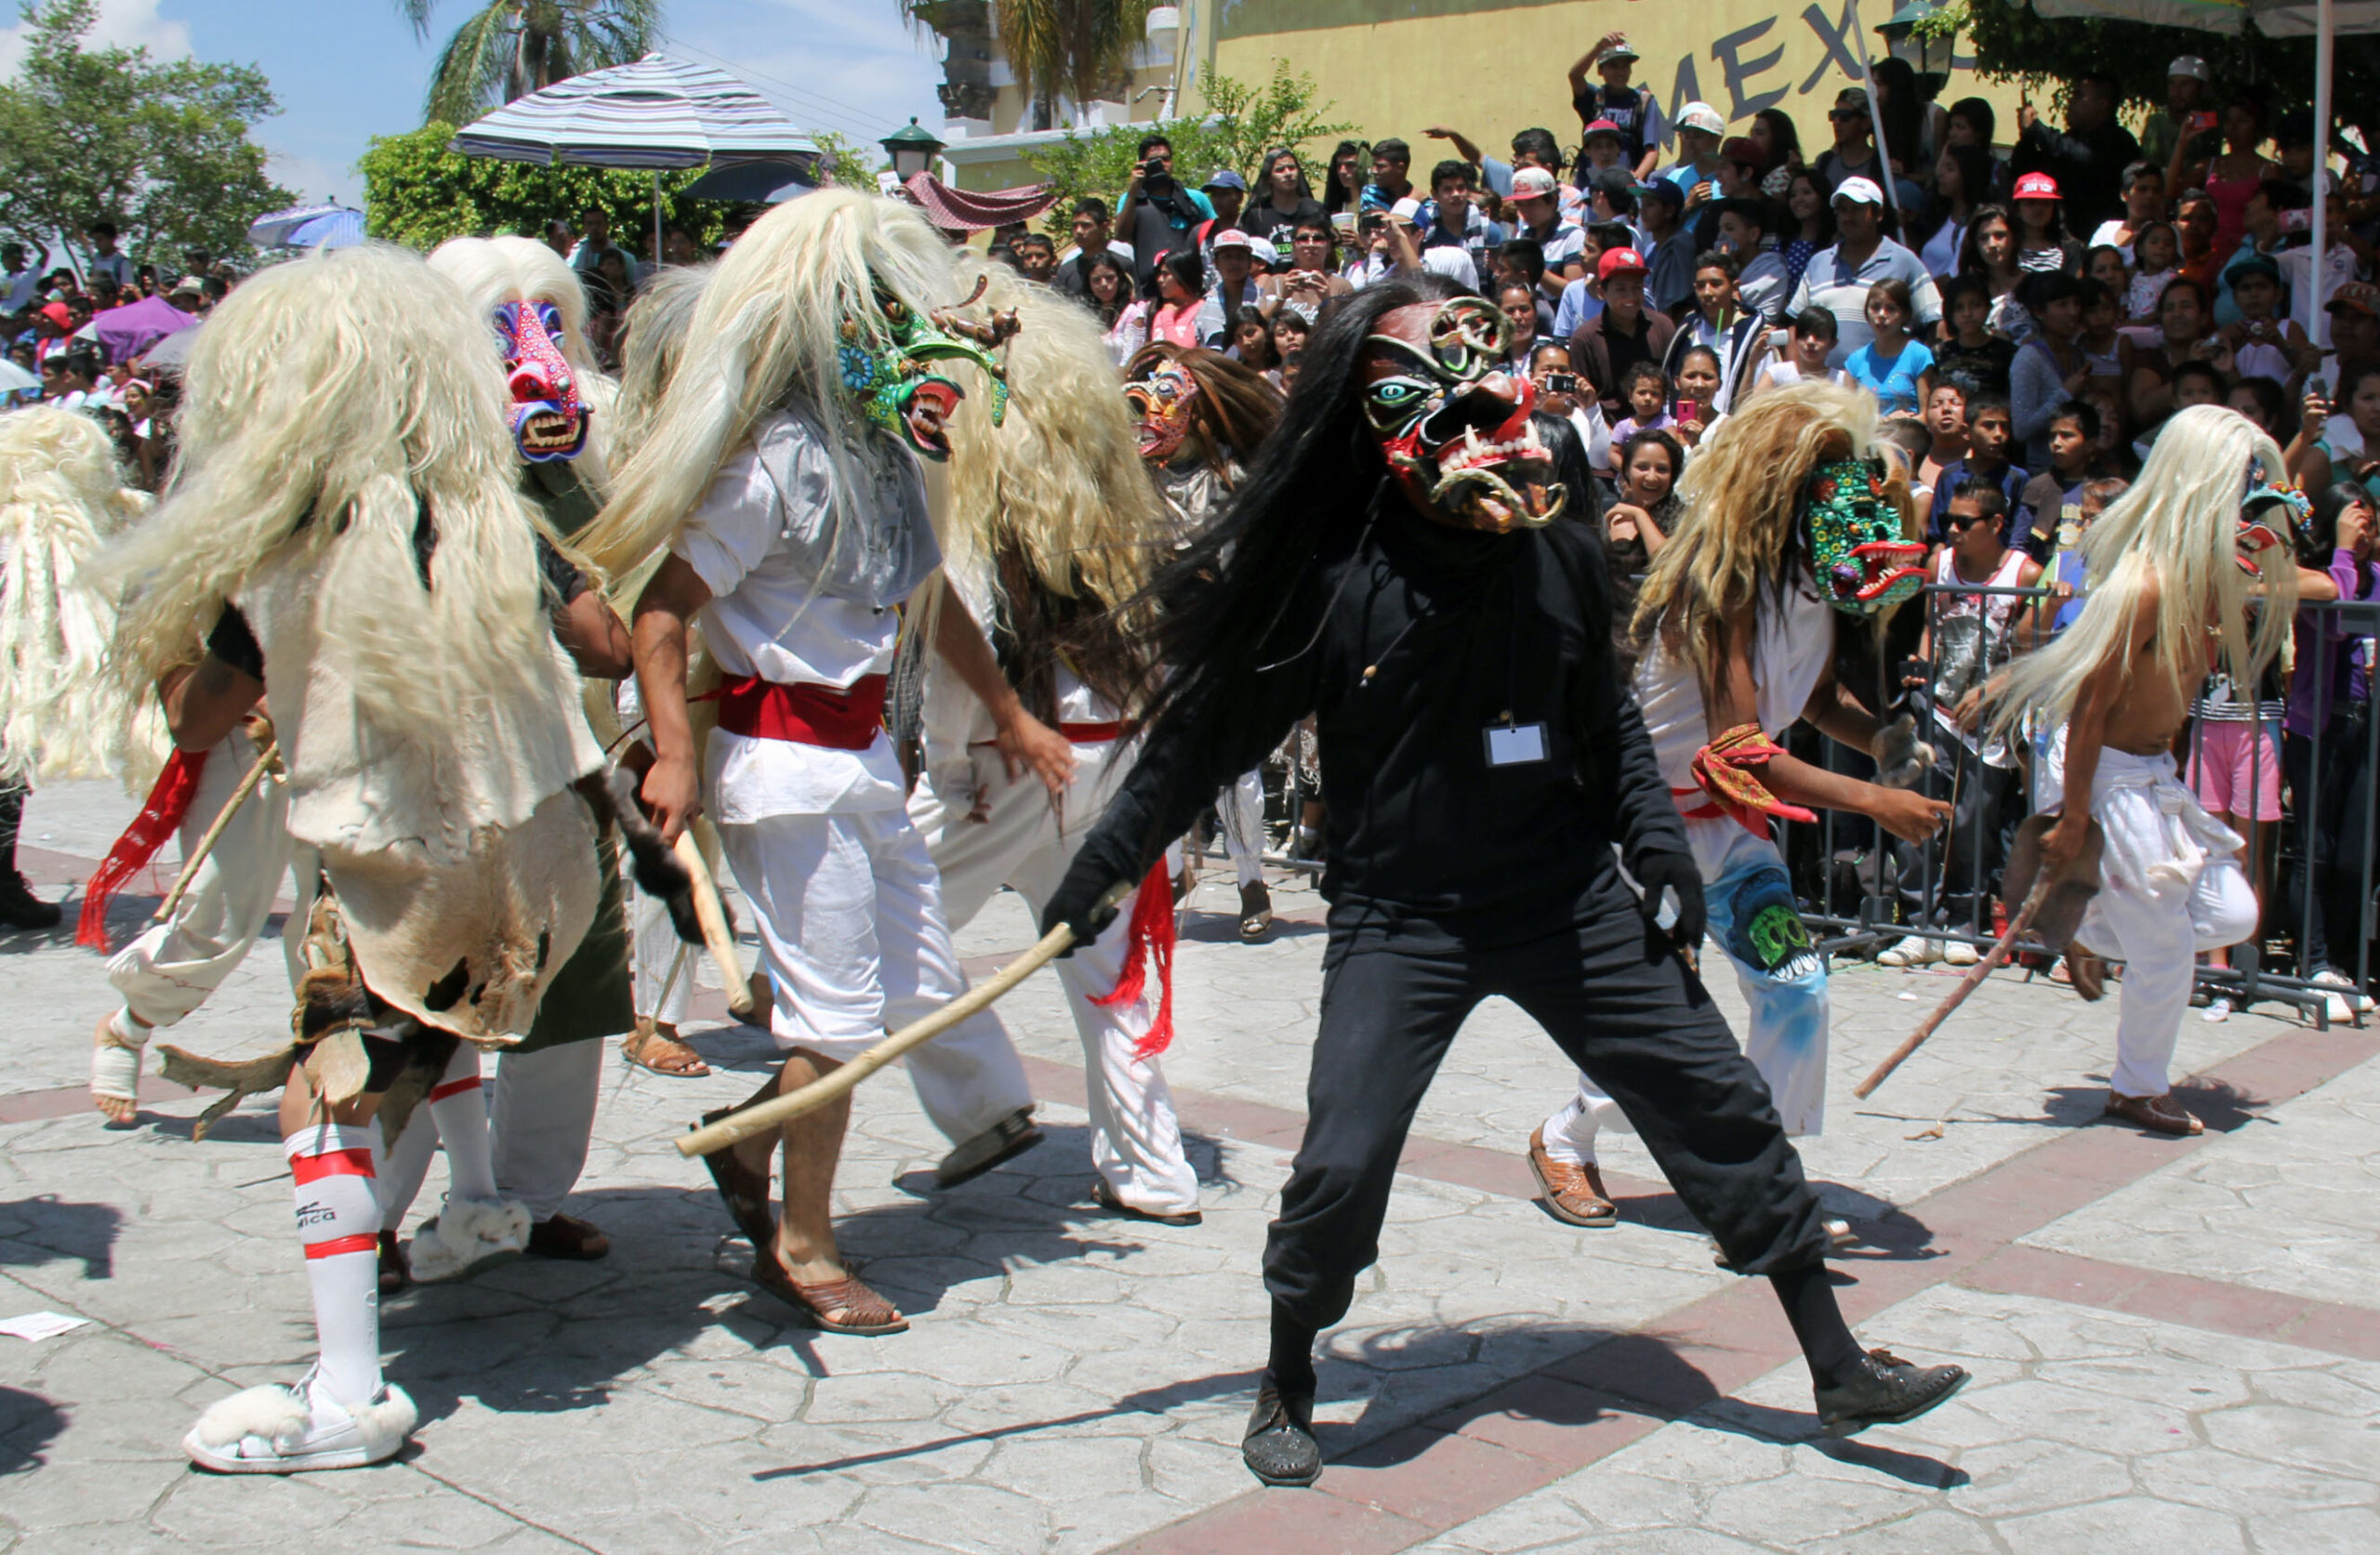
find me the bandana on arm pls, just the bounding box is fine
[1688,722,1817,837]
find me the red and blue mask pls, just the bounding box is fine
[493,299,587,462]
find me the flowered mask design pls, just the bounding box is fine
[838,279,1013,462]
[1802,457,1924,614]
[493,300,587,462]
[1361,296,1563,533]
[1125,359,1200,463]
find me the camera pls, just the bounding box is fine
[1543,371,1578,393]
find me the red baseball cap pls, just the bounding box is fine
[2013,171,2062,201]
[38,302,72,331]
[1597,246,1647,282]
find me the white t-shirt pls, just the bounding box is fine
[673,411,937,821]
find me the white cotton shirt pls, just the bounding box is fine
[673,417,929,821]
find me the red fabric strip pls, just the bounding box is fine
[76,748,208,952]
[429,1076,483,1103]
[713,675,888,750]
[290,1148,377,1185]
[303,1233,378,1260]
[1091,862,1176,1059]
[1058,720,1134,744]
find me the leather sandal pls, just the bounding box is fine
[624,1019,709,1077]
[1238,879,1274,942]
[526,1212,611,1260]
[753,1248,908,1336]
[2103,1090,2203,1136]
[1527,1126,1617,1227]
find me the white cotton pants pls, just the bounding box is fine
[904,738,1200,1217]
[715,806,1030,1146]
[377,1038,606,1227]
[106,730,308,1028]
[2039,731,2259,1098]
[1220,770,1265,889]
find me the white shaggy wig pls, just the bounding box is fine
[579,189,962,577]
[0,407,152,784]
[95,243,557,743]
[425,233,615,492]
[939,252,1160,619]
[612,260,712,460]
[1990,404,2294,743]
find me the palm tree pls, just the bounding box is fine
[401,0,664,125]
[902,1,1151,132]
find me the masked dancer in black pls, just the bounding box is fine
[1041,276,1968,1487]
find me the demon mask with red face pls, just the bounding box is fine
[1358,296,1564,534]
[495,299,588,462]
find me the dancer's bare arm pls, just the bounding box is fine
[925,581,1076,795]
[630,553,713,842]
[159,657,263,754]
[553,588,634,679]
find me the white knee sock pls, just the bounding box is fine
[427,1047,497,1203]
[287,1123,383,1405]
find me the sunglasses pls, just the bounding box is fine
[1946,511,1994,531]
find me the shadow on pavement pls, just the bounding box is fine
[0,1385,66,1475]
[0,1195,121,1280]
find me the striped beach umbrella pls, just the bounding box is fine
[449,54,818,172]
[246,202,350,248]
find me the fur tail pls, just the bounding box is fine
[602,763,705,944]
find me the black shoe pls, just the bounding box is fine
[1242,1376,1320,1486]
[1090,1176,1202,1227]
[1815,1349,1969,1438]
[930,1105,1043,1189]
[0,874,60,931]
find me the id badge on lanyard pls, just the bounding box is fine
[1485,717,1549,767]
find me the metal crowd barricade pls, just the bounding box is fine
[1781,579,2380,1030]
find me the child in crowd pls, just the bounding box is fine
[1608,358,1675,442]
[2125,221,2180,323]
[2085,244,2131,302]
[1932,277,2016,399]
[2079,282,2128,407]
[1673,344,1724,449]
[1843,277,1934,415]
[2018,400,2100,562]
[1926,391,2027,545]
[2222,254,2314,389]
[1750,306,1843,393]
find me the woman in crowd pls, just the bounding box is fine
[1229,305,1279,374]
[2013,274,2091,467]
[1955,205,2028,341]
[1781,167,1835,298]
[2011,173,2082,278]
[2176,96,2279,259]
[2129,277,2234,428]
[1871,57,1941,185]
[1322,139,1369,217]
[1924,144,1995,280]
[2091,163,2170,257]
[1944,98,2005,200]
[1752,108,1805,200]
[1086,251,1144,367]
[1148,250,1207,349]
[1268,308,1311,389]
[1496,281,1544,371]
[2301,363,2380,498]
[1599,425,1684,671]
[1240,149,1326,250]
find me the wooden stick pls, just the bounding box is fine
[674,832,755,1021]
[1854,882,2048,1100]
[152,740,278,922]
[678,922,1076,1158]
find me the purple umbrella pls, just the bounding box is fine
[92,296,198,364]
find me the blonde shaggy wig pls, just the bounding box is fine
[0,407,152,784]
[940,252,1161,618]
[426,234,615,490]
[1633,381,1906,681]
[1989,404,2294,744]
[579,190,964,578]
[95,243,559,744]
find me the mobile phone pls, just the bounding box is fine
[2188,110,2219,134]
[2307,373,2330,405]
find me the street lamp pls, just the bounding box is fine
[880,118,946,182]
[1876,0,1955,80]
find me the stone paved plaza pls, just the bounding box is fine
[3,780,2377,1553]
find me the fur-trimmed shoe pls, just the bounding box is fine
[183,1367,416,1473]
[403,1195,531,1284]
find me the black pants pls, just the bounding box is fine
[0,783,23,880]
[2283,719,2375,976]
[1892,740,2015,935]
[1263,870,1831,1332]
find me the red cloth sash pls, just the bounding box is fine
[1058,720,1134,744]
[76,747,208,952]
[713,674,887,749]
[1091,861,1177,1059]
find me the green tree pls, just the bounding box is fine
[399,0,662,126]
[1023,61,1355,231]
[812,129,883,191]
[359,121,723,252]
[902,1,1150,132]
[0,0,292,274]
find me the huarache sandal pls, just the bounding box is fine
[624,1019,709,1077]
[694,1106,779,1255]
[752,1249,908,1336]
[526,1212,611,1260]
[2103,1090,2203,1136]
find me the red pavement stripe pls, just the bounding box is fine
[1956,1244,2380,1363]
[0,1076,196,1125]
[429,1076,482,1102]
[302,1232,377,1260]
[289,1148,376,1185]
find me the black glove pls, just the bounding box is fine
[1633,850,1706,956]
[1042,850,1132,956]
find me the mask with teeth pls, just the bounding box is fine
[2239,474,2307,577]
[837,283,1012,462]
[494,300,588,463]
[1802,457,1924,613]
[1125,358,1200,464]
[1360,296,1566,533]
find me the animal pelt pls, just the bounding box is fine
[602,761,703,945]
[188,1380,416,1460]
[0,407,156,787]
[578,189,968,581]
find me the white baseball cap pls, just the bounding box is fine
[1246,236,1279,269]
[1210,226,1252,251]
[1510,166,1561,202]
[1389,196,1425,225]
[1677,102,1726,138]
[2169,55,2209,80]
[1831,176,1885,207]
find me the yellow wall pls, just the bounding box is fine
[1199,0,2024,168]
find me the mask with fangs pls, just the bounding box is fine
[1801,456,1924,614]
[838,280,1014,462]
[1359,296,1566,533]
[494,300,588,462]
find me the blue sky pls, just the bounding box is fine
[1,0,950,207]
